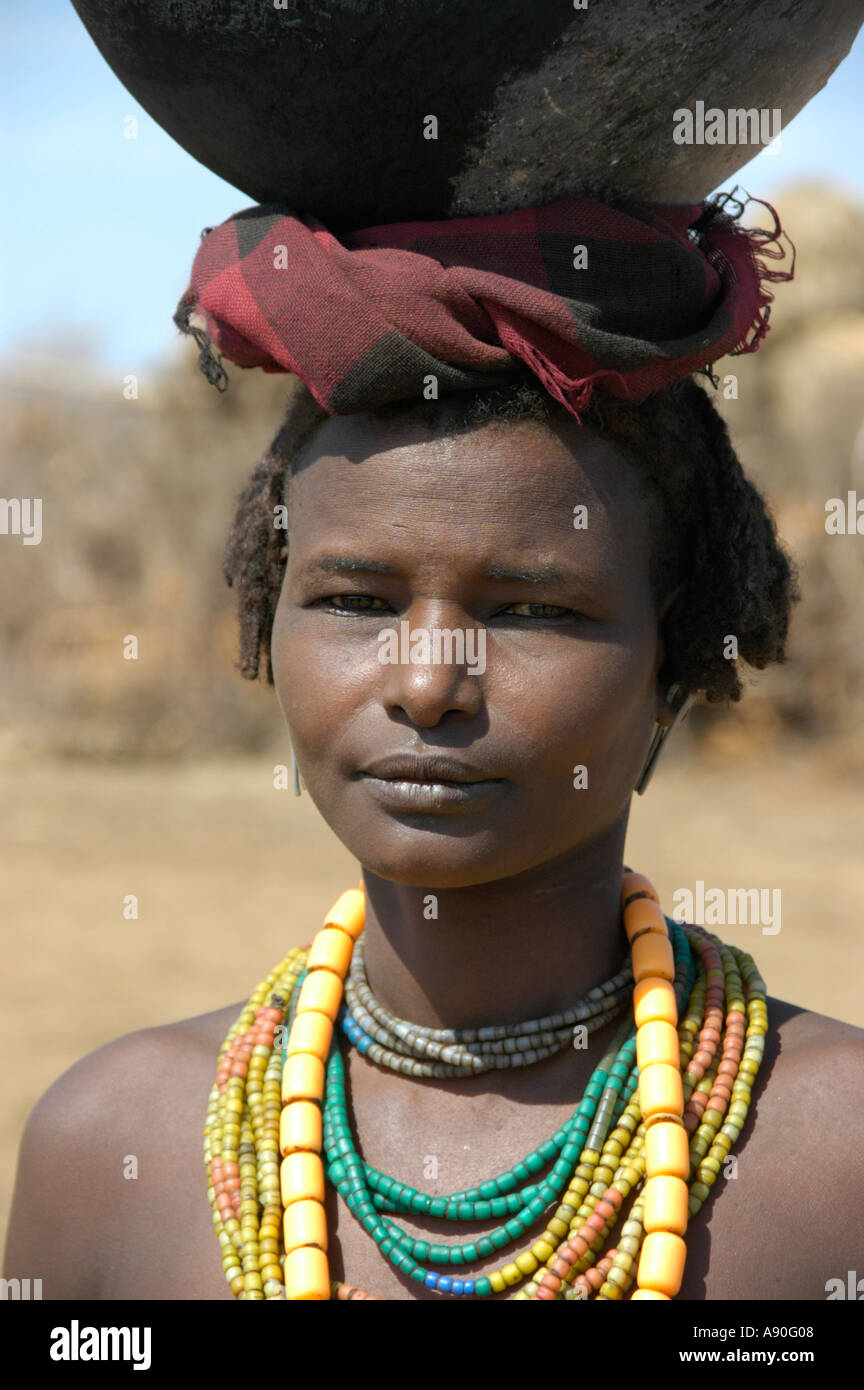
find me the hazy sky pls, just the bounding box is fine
[2,3,863,373]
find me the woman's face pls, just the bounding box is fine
[270,411,670,887]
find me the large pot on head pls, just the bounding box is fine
[71,0,862,228]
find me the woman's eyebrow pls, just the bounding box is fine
[305,555,399,575]
[304,556,575,585]
[483,563,568,585]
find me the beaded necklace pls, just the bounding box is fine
[204,870,767,1300]
[341,931,635,1076]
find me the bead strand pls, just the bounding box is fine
[527,875,686,1300]
[204,945,307,1298]
[619,871,689,1300]
[342,933,634,1077]
[279,886,366,1300]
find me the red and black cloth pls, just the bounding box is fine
[173,191,793,417]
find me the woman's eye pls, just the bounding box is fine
[319,594,391,614]
[501,602,576,619]
[313,596,578,619]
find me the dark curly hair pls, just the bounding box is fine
[222,372,799,703]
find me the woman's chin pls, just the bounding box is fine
[335,829,531,891]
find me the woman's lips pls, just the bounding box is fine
[357,773,505,814]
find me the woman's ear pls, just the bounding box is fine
[653,582,685,724]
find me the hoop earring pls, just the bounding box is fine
[634,683,695,795]
[290,742,303,797]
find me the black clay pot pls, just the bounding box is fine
[71,0,862,228]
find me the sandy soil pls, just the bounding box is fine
[2,747,862,1249]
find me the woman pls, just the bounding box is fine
[5,194,863,1302]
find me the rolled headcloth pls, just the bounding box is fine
[173,191,793,417]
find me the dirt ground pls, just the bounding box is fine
[2,746,862,1250]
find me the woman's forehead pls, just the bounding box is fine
[290,411,645,514]
[286,413,652,582]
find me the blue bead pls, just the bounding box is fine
[437,1276,452,1293]
[463,1280,474,1296]
[358,1037,371,1055]
[451,1278,464,1295]
[424,1272,438,1290]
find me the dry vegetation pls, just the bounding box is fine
[0,349,292,759]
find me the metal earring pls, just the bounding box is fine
[634,683,695,795]
[290,742,302,797]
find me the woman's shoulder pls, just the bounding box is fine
[686,993,864,1297]
[29,1002,253,1157]
[759,994,864,1155]
[764,994,864,1145]
[3,1002,247,1297]
[755,993,863,1132]
[762,992,864,1066]
[33,1001,246,1112]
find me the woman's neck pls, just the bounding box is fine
[358,809,632,1032]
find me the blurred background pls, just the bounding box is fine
[2,4,863,1243]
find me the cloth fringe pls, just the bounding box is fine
[172,188,795,416]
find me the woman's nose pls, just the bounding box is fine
[376,603,486,727]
